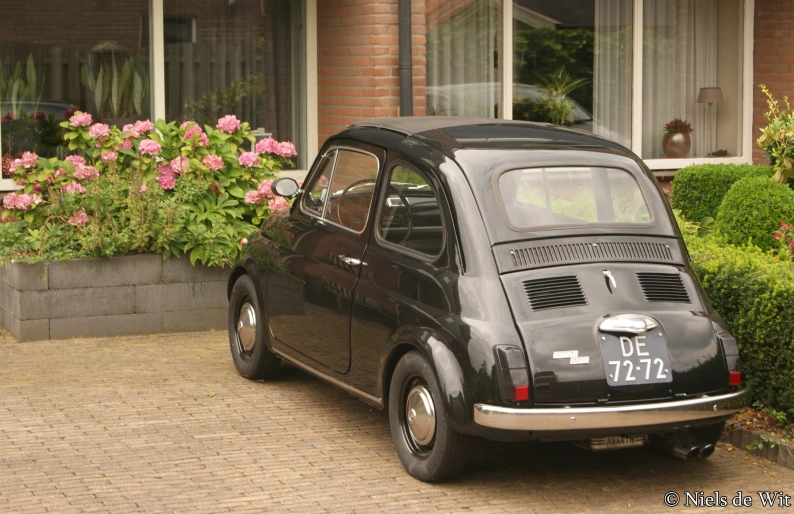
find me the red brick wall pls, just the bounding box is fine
[753,0,794,163]
[316,0,426,146]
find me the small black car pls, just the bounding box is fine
[227,117,749,481]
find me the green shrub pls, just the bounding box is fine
[716,176,794,252]
[686,235,794,419]
[672,164,772,222]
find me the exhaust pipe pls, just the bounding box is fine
[699,443,715,459]
[654,434,708,461]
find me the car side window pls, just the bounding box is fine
[323,149,380,233]
[302,151,336,215]
[377,165,444,257]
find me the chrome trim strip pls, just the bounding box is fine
[473,388,750,431]
[272,347,383,408]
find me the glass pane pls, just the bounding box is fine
[163,0,307,168]
[303,151,335,215]
[512,0,633,147]
[324,150,379,232]
[379,166,444,257]
[424,0,502,118]
[642,0,744,159]
[0,0,151,167]
[498,167,651,229]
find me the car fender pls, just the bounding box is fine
[381,329,470,427]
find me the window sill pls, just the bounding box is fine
[644,156,752,176]
[0,179,18,192]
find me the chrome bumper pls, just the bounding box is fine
[474,388,750,432]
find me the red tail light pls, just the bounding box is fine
[729,371,741,386]
[514,385,529,401]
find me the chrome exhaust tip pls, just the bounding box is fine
[671,442,700,461]
[698,443,715,459]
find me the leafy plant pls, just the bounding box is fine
[715,176,794,252]
[757,84,794,183]
[184,75,265,127]
[513,66,589,126]
[664,118,693,134]
[0,54,44,117]
[1,113,296,268]
[81,54,147,119]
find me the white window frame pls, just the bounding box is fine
[499,0,756,172]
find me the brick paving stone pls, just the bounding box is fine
[1,331,793,513]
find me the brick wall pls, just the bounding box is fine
[753,0,794,163]
[316,0,426,146]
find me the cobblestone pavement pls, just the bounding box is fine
[1,329,792,513]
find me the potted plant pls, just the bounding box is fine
[663,118,693,158]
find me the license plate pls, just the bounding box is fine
[600,331,672,386]
[575,435,648,452]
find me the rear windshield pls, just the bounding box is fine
[497,167,652,230]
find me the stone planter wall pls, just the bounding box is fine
[0,254,230,341]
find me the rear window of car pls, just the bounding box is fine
[497,167,652,230]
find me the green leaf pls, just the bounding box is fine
[110,57,119,117]
[190,248,201,265]
[228,186,245,198]
[23,213,34,223]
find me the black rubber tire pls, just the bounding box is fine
[691,421,726,446]
[388,351,472,482]
[228,274,281,380]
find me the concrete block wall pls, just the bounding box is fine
[0,255,231,342]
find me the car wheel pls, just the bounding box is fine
[228,274,281,380]
[388,350,471,481]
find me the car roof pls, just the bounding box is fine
[346,116,629,155]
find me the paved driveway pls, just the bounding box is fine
[0,330,792,513]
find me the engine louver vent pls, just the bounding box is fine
[510,241,674,269]
[523,276,587,311]
[637,272,690,303]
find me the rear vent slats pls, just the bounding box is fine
[637,272,691,303]
[509,241,674,269]
[523,276,587,311]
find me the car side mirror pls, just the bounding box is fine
[272,177,300,198]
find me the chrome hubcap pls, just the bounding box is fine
[405,384,436,447]
[237,302,257,352]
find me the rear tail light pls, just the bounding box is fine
[717,332,741,388]
[495,345,530,403]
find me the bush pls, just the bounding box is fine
[0,113,296,267]
[686,235,794,419]
[671,164,772,222]
[716,176,794,252]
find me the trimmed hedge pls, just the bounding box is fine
[716,176,794,252]
[687,235,794,418]
[672,164,772,222]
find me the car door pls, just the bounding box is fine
[267,143,384,374]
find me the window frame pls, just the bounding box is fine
[298,144,382,236]
[499,0,755,170]
[373,161,448,263]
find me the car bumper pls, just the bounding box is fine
[473,388,750,432]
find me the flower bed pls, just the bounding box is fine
[1,112,295,268]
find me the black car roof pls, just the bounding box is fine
[347,116,630,155]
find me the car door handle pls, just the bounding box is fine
[339,255,366,267]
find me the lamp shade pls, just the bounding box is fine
[698,87,724,104]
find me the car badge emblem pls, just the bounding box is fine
[599,314,658,334]
[603,270,617,292]
[553,350,590,365]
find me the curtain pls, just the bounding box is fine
[425,0,501,117]
[594,0,633,149]
[642,0,718,159]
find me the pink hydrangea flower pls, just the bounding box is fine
[181,121,209,146]
[170,156,190,174]
[63,181,86,194]
[54,168,67,179]
[158,163,173,176]
[257,179,273,196]
[255,137,279,155]
[202,154,224,171]
[68,209,89,227]
[133,119,154,134]
[268,196,290,212]
[2,192,42,211]
[238,152,259,168]
[100,150,118,163]
[119,140,133,150]
[65,155,85,167]
[244,190,265,205]
[140,184,147,193]
[122,123,136,135]
[69,111,92,127]
[74,164,100,181]
[63,106,77,119]
[138,139,162,155]
[19,151,39,168]
[88,123,110,138]
[7,159,21,173]
[216,114,241,134]
[158,172,176,190]
[276,142,297,158]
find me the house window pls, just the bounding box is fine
[0,0,151,184]
[162,0,307,168]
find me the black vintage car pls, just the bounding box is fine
[227,117,749,481]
